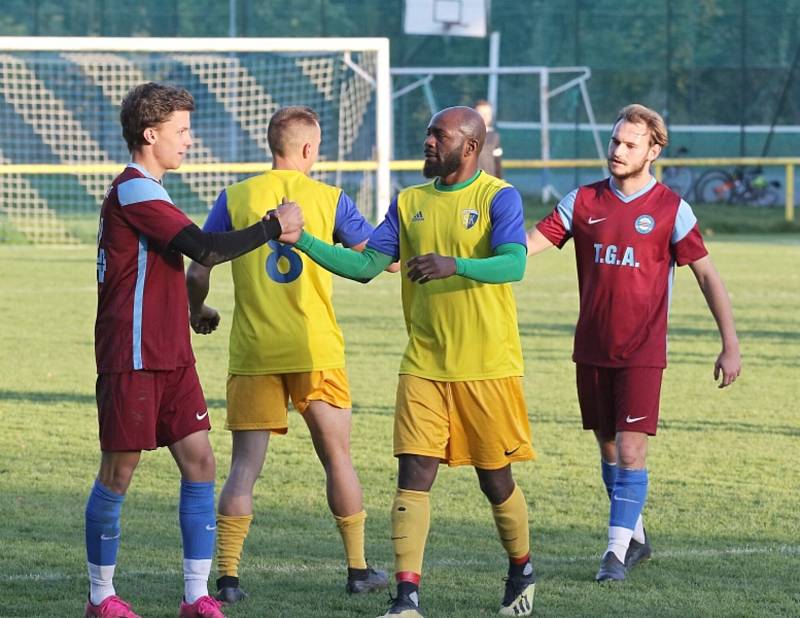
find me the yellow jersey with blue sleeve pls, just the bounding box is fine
[367,170,527,381]
[202,169,373,374]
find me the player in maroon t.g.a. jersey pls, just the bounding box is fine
[526,104,741,583]
[85,82,303,618]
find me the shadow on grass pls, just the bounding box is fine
[529,413,799,438]
[0,390,396,429]
[1,482,798,617]
[658,417,800,437]
[0,389,95,405]
[518,321,576,337]
[670,325,800,341]
[0,389,229,412]
[351,403,395,417]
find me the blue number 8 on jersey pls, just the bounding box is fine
[265,239,303,283]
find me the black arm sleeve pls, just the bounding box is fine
[170,218,282,267]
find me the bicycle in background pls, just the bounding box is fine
[694,166,781,207]
[661,146,695,201]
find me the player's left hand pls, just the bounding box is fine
[190,304,221,335]
[714,347,741,388]
[406,253,456,283]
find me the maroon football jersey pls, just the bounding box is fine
[537,178,708,368]
[95,163,195,373]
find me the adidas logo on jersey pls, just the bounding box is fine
[411,211,425,222]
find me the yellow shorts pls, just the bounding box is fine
[394,374,535,469]
[225,368,351,432]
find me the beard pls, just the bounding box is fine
[423,147,463,179]
[607,155,650,181]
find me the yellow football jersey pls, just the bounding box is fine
[225,170,350,374]
[397,173,524,380]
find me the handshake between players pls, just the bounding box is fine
[189,196,303,335]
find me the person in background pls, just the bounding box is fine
[474,99,503,179]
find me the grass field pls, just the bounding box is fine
[3,199,800,245]
[1,237,798,617]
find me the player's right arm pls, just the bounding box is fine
[526,228,555,256]
[526,188,578,256]
[293,197,400,283]
[295,234,394,283]
[333,191,401,273]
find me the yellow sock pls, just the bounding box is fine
[491,484,530,561]
[216,513,253,578]
[334,510,368,569]
[391,489,430,578]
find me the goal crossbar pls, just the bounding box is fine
[0,36,392,243]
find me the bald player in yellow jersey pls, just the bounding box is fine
[282,107,536,618]
[186,106,388,603]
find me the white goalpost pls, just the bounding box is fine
[391,63,604,202]
[0,36,391,243]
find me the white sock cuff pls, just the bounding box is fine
[87,563,116,606]
[607,525,634,563]
[183,558,212,604]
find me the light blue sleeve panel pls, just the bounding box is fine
[365,197,400,260]
[202,190,233,233]
[671,199,698,244]
[116,176,192,246]
[488,187,527,249]
[117,177,174,207]
[556,188,578,234]
[333,191,374,247]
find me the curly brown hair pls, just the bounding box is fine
[120,82,194,153]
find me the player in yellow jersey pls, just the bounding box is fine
[283,107,536,617]
[186,107,388,603]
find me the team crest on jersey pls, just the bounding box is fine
[634,214,655,234]
[462,209,479,229]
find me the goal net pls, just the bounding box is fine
[0,37,391,243]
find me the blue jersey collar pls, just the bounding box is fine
[127,162,160,183]
[608,176,656,203]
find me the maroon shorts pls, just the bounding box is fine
[96,366,210,451]
[575,363,663,436]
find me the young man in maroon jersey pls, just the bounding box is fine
[84,82,302,618]
[526,104,741,582]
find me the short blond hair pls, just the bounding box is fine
[614,104,668,148]
[267,106,319,157]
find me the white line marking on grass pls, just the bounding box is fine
[3,545,798,583]
[533,544,800,565]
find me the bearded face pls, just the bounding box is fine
[607,153,650,181]
[607,120,657,182]
[423,140,464,178]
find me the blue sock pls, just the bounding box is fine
[606,468,648,562]
[85,479,124,567]
[179,480,216,560]
[179,480,215,603]
[609,468,648,530]
[600,459,617,500]
[85,480,124,604]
